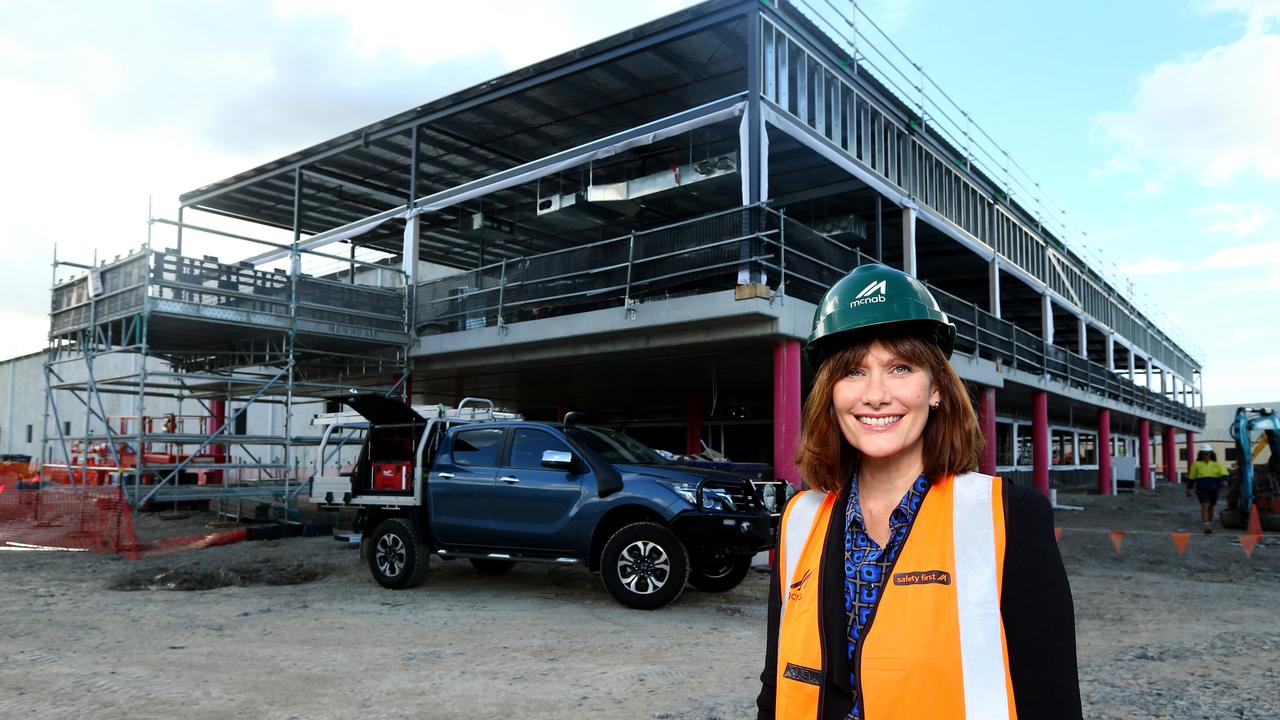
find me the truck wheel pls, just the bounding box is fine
[1220,509,1246,530]
[689,555,752,593]
[368,518,429,589]
[601,522,689,610]
[470,558,515,576]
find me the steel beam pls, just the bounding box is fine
[180,1,752,209]
[246,94,747,264]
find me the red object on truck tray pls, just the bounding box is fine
[372,461,409,491]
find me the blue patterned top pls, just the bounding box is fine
[843,473,931,719]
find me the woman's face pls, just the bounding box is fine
[831,340,940,465]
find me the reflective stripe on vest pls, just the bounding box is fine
[774,473,1015,719]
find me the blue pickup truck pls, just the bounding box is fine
[310,395,777,609]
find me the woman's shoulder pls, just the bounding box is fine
[1001,479,1054,528]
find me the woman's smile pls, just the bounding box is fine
[855,413,904,428]
[833,341,940,461]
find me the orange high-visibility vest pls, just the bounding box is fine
[774,472,1016,719]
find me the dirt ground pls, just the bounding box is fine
[1,482,1277,719]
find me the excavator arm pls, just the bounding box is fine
[1229,407,1280,513]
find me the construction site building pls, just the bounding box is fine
[24,0,1205,510]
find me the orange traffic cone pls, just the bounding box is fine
[1108,530,1124,554]
[1170,532,1190,558]
[1247,504,1264,538]
[1053,527,1063,542]
[1241,534,1260,558]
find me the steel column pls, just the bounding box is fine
[746,3,762,205]
[979,387,997,476]
[1032,390,1050,496]
[875,195,883,261]
[902,207,916,276]
[988,258,1001,318]
[1185,430,1195,476]
[210,398,227,484]
[1097,407,1112,495]
[687,391,703,456]
[773,339,802,488]
[1138,419,1151,490]
[1041,294,1054,348]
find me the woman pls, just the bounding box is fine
[1188,444,1229,533]
[757,264,1081,719]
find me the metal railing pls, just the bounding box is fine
[414,206,878,333]
[51,250,408,343]
[416,205,1202,427]
[771,0,1204,370]
[929,284,1204,427]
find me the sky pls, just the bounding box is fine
[0,0,1275,405]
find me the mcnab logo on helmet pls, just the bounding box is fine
[848,279,887,308]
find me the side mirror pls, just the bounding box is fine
[541,450,575,469]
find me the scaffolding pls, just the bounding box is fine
[41,219,411,517]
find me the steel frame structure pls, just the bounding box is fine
[41,0,1205,508]
[172,0,1201,404]
[42,218,410,514]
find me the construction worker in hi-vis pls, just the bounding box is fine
[757,264,1081,719]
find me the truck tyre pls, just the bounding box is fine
[470,558,515,575]
[689,555,752,593]
[1220,508,1246,530]
[601,522,689,610]
[368,517,429,589]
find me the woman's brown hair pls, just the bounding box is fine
[794,331,984,492]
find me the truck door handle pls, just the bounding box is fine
[437,472,455,479]
[499,476,520,484]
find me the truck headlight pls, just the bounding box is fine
[762,483,777,513]
[674,484,737,511]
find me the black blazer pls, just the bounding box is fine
[757,479,1083,719]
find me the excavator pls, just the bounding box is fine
[1221,406,1280,531]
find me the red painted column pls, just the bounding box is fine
[1185,431,1195,476]
[1097,407,1112,495]
[210,399,226,461]
[686,391,703,456]
[1163,426,1178,483]
[978,387,997,476]
[773,339,803,488]
[210,399,227,486]
[1138,419,1151,490]
[1032,391,1050,496]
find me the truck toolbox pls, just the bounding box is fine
[372,461,409,491]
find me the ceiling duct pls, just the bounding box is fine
[811,214,869,240]
[537,151,738,216]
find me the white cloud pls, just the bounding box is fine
[1095,29,1280,185]
[0,1,697,357]
[1089,155,1143,179]
[1199,0,1280,32]
[1121,255,1185,276]
[1190,203,1275,235]
[1201,239,1280,270]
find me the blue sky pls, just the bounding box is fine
[0,0,1275,405]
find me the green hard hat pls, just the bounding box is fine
[805,263,956,368]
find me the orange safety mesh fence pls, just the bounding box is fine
[0,479,139,557]
[1,471,248,558]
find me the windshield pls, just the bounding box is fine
[566,426,671,465]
